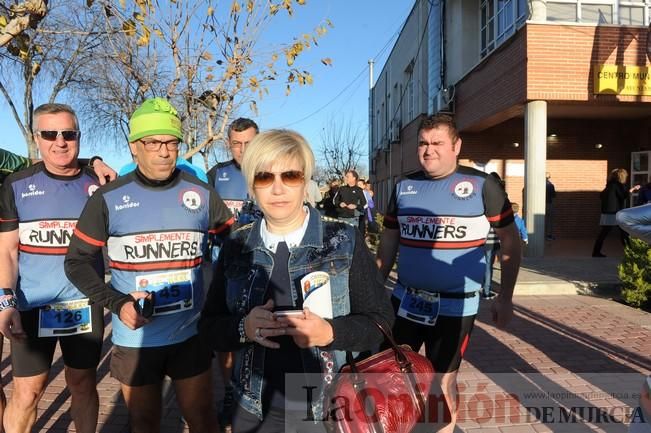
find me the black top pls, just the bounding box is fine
[600,180,627,214]
[318,188,339,218]
[334,185,367,219]
[263,241,309,407]
[546,179,556,204]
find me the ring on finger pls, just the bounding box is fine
[255,327,264,341]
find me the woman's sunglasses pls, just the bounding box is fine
[253,170,305,188]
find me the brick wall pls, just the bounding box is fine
[459,118,640,238]
[527,24,651,102]
[454,28,527,131]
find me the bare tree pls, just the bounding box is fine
[0,0,108,157]
[0,0,48,48]
[319,116,366,180]
[73,0,333,169]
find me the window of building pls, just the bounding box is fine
[481,0,528,58]
[375,109,380,150]
[408,79,415,121]
[581,3,613,23]
[547,2,579,21]
[620,2,646,24]
[546,1,650,25]
[400,83,404,124]
[497,0,515,44]
[517,0,528,24]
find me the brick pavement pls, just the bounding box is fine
[0,295,649,432]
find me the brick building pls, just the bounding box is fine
[370,0,651,256]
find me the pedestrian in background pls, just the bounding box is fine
[512,203,528,244]
[318,178,340,218]
[635,178,651,206]
[334,170,366,227]
[357,178,370,235]
[483,173,506,297]
[592,168,640,257]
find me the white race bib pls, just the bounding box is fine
[38,299,92,337]
[135,270,194,316]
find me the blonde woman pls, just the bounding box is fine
[592,168,640,257]
[199,130,393,433]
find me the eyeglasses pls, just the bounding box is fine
[253,170,305,188]
[139,139,180,152]
[35,130,80,141]
[229,140,250,149]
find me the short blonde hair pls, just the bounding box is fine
[609,168,628,184]
[241,129,315,190]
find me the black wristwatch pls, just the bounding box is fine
[0,289,15,297]
[88,156,103,168]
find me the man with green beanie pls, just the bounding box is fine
[117,98,209,182]
[65,97,234,433]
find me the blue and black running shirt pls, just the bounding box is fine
[384,166,514,317]
[0,163,102,309]
[66,169,233,347]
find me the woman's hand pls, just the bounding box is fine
[278,307,334,348]
[244,299,287,349]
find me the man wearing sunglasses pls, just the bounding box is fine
[1,147,116,186]
[206,117,259,430]
[65,97,233,433]
[0,103,110,433]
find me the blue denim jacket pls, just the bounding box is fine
[222,209,359,420]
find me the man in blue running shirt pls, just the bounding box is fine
[206,117,259,430]
[376,114,521,433]
[0,104,107,433]
[65,98,233,433]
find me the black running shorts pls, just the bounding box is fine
[110,334,212,386]
[11,303,105,377]
[388,296,476,373]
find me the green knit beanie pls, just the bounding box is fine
[128,98,183,142]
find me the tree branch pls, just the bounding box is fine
[0,0,48,47]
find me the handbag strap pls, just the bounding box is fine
[342,319,430,433]
[344,350,384,433]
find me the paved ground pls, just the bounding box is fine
[2,236,649,432]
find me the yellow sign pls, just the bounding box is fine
[594,65,651,96]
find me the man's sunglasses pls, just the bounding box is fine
[35,130,80,141]
[253,170,305,188]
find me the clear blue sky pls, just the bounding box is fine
[0,1,413,172]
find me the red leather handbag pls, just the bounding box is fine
[325,322,435,433]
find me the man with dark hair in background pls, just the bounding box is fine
[207,118,259,224]
[334,169,366,227]
[206,117,259,430]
